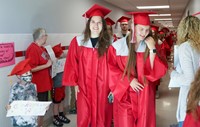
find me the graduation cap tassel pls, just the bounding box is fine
[130,15,136,43]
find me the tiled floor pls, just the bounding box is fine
[49,70,179,127]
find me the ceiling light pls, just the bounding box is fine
[149,14,171,16]
[136,5,170,9]
[154,18,172,21]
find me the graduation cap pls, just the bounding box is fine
[158,31,165,34]
[52,43,63,58]
[151,25,159,32]
[127,11,156,25]
[8,59,32,76]
[160,27,170,33]
[82,4,111,18]
[117,16,131,23]
[127,11,156,43]
[105,17,115,26]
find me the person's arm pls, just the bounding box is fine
[108,45,136,101]
[62,37,79,86]
[170,44,195,86]
[145,36,156,69]
[31,59,52,72]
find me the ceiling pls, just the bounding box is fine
[103,0,190,29]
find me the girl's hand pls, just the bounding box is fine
[130,78,144,92]
[144,36,156,50]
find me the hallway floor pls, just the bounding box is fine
[49,72,179,127]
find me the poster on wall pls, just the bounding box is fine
[0,42,15,68]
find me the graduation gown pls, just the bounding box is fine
[62,35,112,127]
[183,107,200,127]
[108,37,137,127]
[108,37,167,127]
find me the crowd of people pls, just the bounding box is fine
[5,3,200,127]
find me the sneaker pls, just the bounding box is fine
[59,115,71,124]
[69,109,77,114]
[53,117,63,127]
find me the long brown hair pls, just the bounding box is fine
[82,17,111,57]
[123,29,150,80]
[186,68,200,120]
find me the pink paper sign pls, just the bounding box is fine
[0,42,15,68]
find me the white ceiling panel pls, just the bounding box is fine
[104,0,190,29]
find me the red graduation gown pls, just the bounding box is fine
[183,107,200,127]
[108,38,137,127]
[108,38,167,127]
[62,35,112,127]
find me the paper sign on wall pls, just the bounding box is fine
[0,42,15,68]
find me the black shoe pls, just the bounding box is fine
[69,109,77,114]
[59,115,71,124]
[53,117,63,127]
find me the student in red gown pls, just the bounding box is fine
[105,17,117,42]
[183,68,200,127]
[108,12,167,127]
[62,4,112,127]
[151,25,168,99]
[116,16,131,39]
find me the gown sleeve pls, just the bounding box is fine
[144,54,167,82]
[62,37,79,86]
[108,46,133,101]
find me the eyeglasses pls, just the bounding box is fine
[121,24,128,26]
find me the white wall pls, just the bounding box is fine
[180,0,200,20]
[0,0,126,126]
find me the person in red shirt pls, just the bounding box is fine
[108,12,167,127]
[52,43,70,126]
[26,28,52,127]
[62,4,112,127]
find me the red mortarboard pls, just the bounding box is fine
[159,31,165,34]
[151,25,159,32]
[105,17,115,26]
[82,4,111,18]
[117,16,131,23]
[52,43,63,58]
[160,27,170,33]
[127,12,156,25]
[8,59,31,76]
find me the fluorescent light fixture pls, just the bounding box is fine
[154,18,172,21]
[149,14,171,16]
[137,5,170,9]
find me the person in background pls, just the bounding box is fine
[62,4,112,127]
[183,68,200,127]
[105,17,117,42]
[107,12,167,127]
[116,16,131,39]
[169,15,200,127]
[52,43,70,126]
[151,25,168,99]
[6,59,38,127]
[69,86,77,114]
[26,28,52,127]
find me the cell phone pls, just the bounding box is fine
[108,93,113,103]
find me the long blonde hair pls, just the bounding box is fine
[177,16,200,52]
